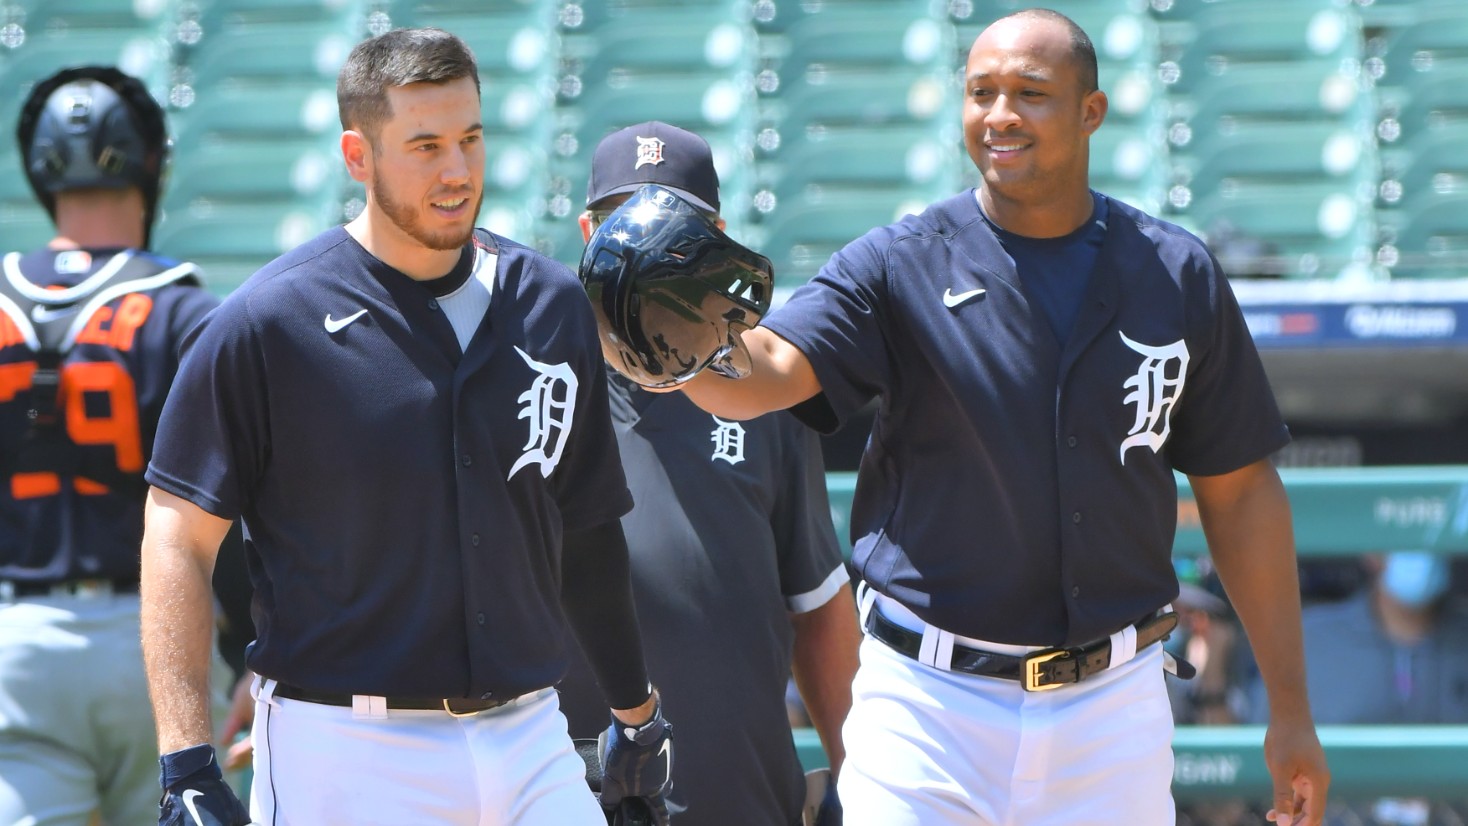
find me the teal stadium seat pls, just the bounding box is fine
[764,129,956,205]
[153,201,337,295]
[1153,1,1361,96]
[1378,192,1468,279]
[1375,8,1468,91]
[754,198,927,288]
[1378,122,1468,211]
[1186,182,1375,279]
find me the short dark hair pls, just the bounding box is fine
[337,27,480,141]
[998,8,1098,93]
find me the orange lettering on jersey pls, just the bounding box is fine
[0,314,22,349]
[108,294,152,352]
[73,477,109,495]
[0,361,37,401]
[64,362,143,472]
[75,306,113,347]
[12,472,61,499]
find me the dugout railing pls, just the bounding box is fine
[801,465,1468,801]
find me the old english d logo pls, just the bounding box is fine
[1118,332,1189,465]
[635,136,665,168]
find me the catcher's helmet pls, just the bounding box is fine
[579,184,773,388]
[16,66,169,245]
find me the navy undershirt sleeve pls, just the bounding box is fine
[559,518,652,710]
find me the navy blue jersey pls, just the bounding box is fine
[763,190,1288,647]
[146,228,632,699]
[558,372,846,826]
[0,248,216,583]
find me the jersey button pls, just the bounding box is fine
[461,453,472,467]
[428,299,440,311]
[476,612,486,625]
[471,533,481,546]
[1071,511,1082,524]
[1066,436,1078,448]
[1071,586,1081,597]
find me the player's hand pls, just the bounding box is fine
[1262,714,1329,826]
[158,744,251,826]
[599,701,672,826]
[219,672,255,771]
[802,769,842,826]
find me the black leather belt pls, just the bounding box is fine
[1,577,138,598]
[272,682,518,717]
[865,607,1179,691]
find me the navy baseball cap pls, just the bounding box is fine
[586,121,720,213]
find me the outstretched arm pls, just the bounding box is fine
[141,486,234,753]
[790,585,861,777]
[679,327,823,420]
[1189,459,1329,826]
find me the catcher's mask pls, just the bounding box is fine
[579,184,773,389]
[16,66,169,247]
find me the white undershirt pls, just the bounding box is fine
[437,247,498,351]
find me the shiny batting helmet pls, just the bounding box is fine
[16,66,169,245]
[579,184,773,388]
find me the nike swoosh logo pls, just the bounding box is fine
[324,309,368,333]
[942,287,986,308]
[181,789,207,826]
[31,304,78,323]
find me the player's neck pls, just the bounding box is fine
[979,185,1093,239]
[50,193,146,250]
[345,211,463,281]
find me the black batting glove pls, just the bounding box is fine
[598,699,673,826]
[814,780,842,826]
[158,744,251,826]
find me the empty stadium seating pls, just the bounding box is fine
[1,0,1467,284]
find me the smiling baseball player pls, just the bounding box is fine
[646,9,1330,826]
[139,28,670,824]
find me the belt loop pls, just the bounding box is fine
[351,695,388,720]
[856,581,877,630]
[1108,624,1139,669]
[256,677,282,709]
[931,629,956,671]
[0,581,13,602]
[918,624,943,669]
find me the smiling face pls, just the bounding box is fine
[962,14,1106,232]
[352,75,485,256]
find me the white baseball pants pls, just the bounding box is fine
[248,678,606,825]
[839,597,1176,825]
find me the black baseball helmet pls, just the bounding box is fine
[16,66,169,245]
[579,185,773,388]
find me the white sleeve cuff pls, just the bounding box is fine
[786,563,850,614]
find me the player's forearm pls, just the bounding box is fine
[141,534,222,750]
[1190,461,1313,722]
[560,520,653,711]
[680,327,820,419]
[140,488,232,752]
[790,587,862,777]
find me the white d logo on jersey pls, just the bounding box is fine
[1118,331,1189,465]
[710,416,746,465]
[508,346,579,480]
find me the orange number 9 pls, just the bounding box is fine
[1,360,142,498]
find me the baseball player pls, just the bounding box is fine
[0,66,230,825]
[139,28,671,824]
[652,9,1332,826]
[559,122,860,826]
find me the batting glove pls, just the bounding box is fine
[598,701,672,826]
[158,744,251,826]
